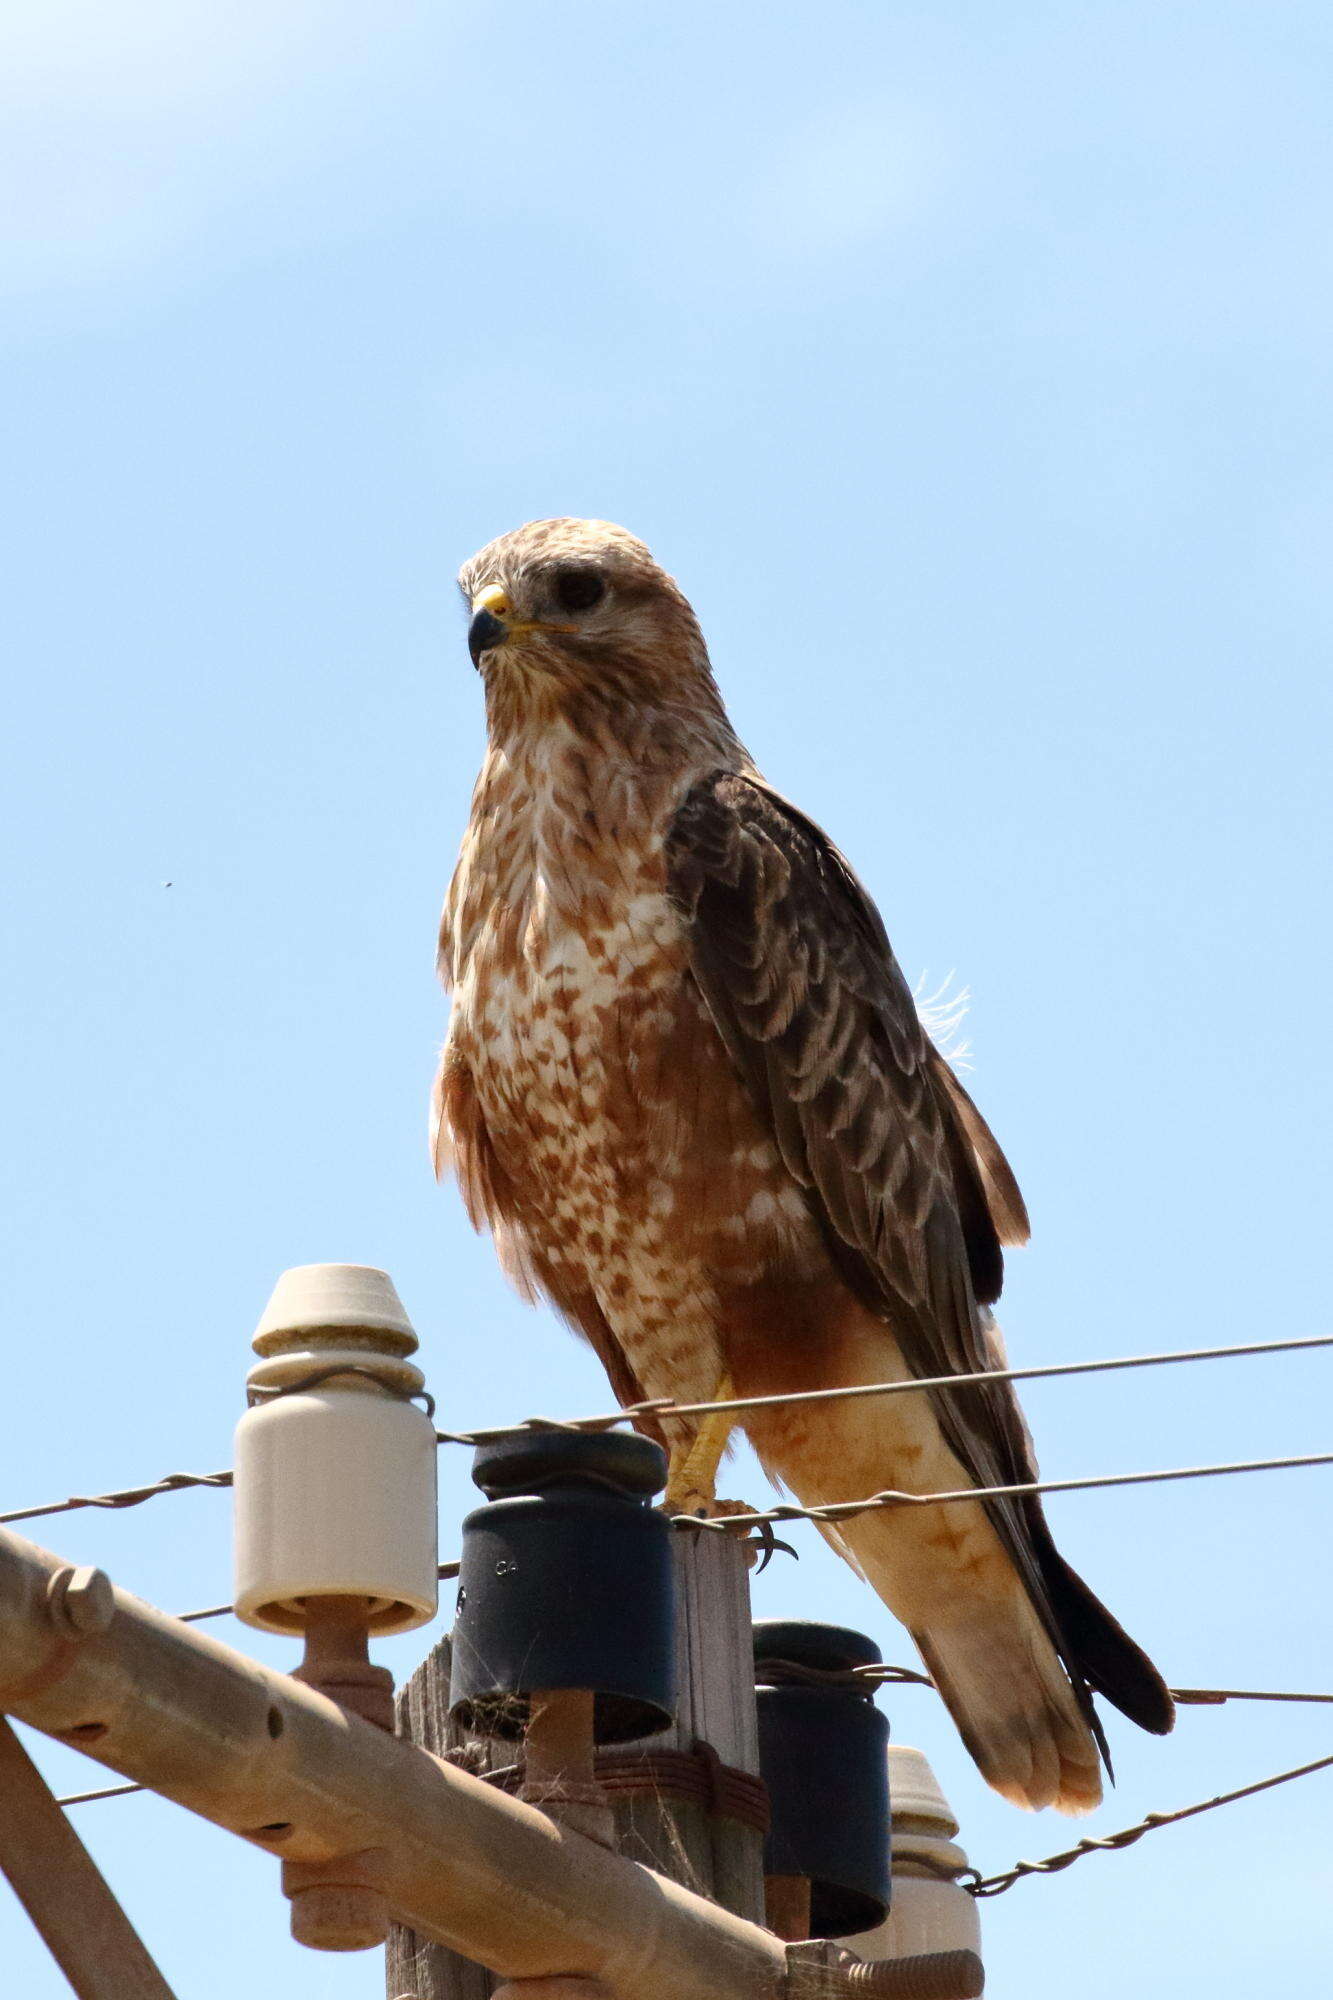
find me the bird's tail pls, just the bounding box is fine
[836,1506,1106,1815]
[742,1314,1173,1815]
[1024,1509,1176,1739]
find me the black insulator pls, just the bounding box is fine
[471,1429,667,1499]
[449,1429,676,1743]
[754,1618,891,1937]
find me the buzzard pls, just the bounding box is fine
[434,517,1173,1812]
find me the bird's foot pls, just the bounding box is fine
[664,1491,753,1521]
[663,1374,736,1517]
[663,1494,795,1573]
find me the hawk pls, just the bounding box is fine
[434,517,1173,1813]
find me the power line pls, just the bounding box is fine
[436,1331,1333,1445]
[1172,1686,1333,1707]
[59,1743,1333,1824]
[5,1332,1326,1532]
[10,1446,1327,1549]
[672,1451,1333,1535]
[762,1660,1333,1708]
[59,1782,143,1808]
[0,1469,232,1528]
[966,1751,1333,1897]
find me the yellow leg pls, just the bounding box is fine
[664,1374,735,1515]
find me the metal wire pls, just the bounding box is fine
[751,1658,1333,1706]
[246,1365,436,1418]
[0,1469,233,1528]
[966,1751,1333,1897]
[760,1657,1333,1706]
[669,1451,1333,1536]
[57,1737,1333,1821]
[435,1331,1333,1446]
[4,1331,1325,1531]
[755,1658,937,1692]
[60,1781,144,1808]
[171,1559,461,1629]
[16,1329,1324,1874]
[3,1447,1327,1544]
[1172,1686,1333,1707]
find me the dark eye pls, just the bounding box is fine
[550,564,606,615]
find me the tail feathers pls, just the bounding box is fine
[912,1605,1104,1817]
[1034,1530,1176,1737]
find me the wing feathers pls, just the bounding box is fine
[931,1055,1032,1250]
[668,772,1013,1352]
[666,769,1172,1750]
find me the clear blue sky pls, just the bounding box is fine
[2,5,1330,1995]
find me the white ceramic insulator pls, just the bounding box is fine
[233,1264,438,1635]
[838,1744,982,1965]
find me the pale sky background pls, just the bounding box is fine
[2,4,1331,1995]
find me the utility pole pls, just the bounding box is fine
[0,1518,789,2000]
[0,1262,985,2000]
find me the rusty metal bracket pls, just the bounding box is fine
[786,1939,985,1998]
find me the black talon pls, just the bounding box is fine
[750,1521,798,1573]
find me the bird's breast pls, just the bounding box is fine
[442,766,825,1398]
[456,833,691,1152]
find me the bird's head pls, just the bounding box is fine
[457,518,726,738]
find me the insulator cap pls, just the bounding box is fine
[838,1746,981,1968]
[253,1263,419,1353]
[883,1743,959,1838]
[471,1430,667,1498]
[754,1618,891,1937]
[449,1430,675,1744]
[755,1620,884,1677]
[233,1264,438,1634]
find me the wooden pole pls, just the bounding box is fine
[613,1527,765,1916]
[0,1524,787,2000]
[0,1717,178,2000]
[386,1632,493,2000]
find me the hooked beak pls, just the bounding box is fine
[468,584,509,669]
[466,581,578,670]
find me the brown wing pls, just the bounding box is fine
[665,772,1030,1470]
[666,771,1173,1737]
[929,1053,1031,1260]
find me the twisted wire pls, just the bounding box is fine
[0,1469,233,1528]
[434,1332,1333,1445]
[6,1331,1326,1530]
[669,1451,1333,1536]
[966,1751,1333,1896]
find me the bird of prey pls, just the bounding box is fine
[433,517,1173,1813]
